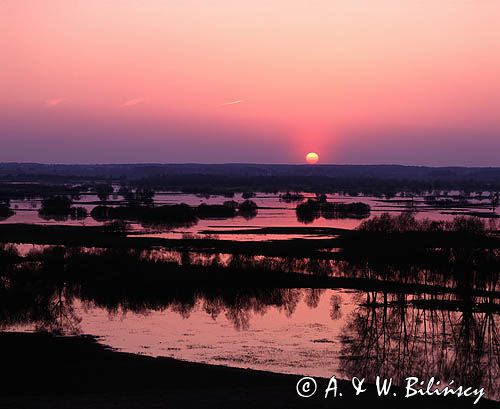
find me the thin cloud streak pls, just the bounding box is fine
[122,98,147,107]
[220,100,242,106]
[45,98,63,107]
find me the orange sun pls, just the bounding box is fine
[305,152,319,164]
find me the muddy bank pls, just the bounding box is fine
[0,332,495,409]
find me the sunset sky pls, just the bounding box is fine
[2,1,500,165]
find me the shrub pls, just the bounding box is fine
[242,192,256,199]
[296,199,370,223]
[39,196,72,215]
[238,200,258,220]
[95,184,114,201]
[280,192,304,202]
[0,204,14,219]
[358,213,485,233]
[197,203,236,218]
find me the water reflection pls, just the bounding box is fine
[2,288,498,399]
[4,192,499,241]
[0,245,498,400]
[340,291,499,400]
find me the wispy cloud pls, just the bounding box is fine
[220,100,242,106]
[45,98,63,107]
[122,98,147,107]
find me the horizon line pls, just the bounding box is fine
[1,161,500,169]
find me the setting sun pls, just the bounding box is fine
[305,152,319,164]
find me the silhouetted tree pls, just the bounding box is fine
[238,200,258,219]
[280,192,304,202]
[490,192,499,211]
[296,198,370,223]
[242,191,256,199]
[39,196,72,215]
[38,196,87,220]
[0,203,14,220]
[95,184,114,201]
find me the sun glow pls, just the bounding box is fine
[305,152,319,164]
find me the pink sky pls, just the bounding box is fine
[2,1,500,165]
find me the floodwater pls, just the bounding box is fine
[1,191,499,400]
[3,245,499,400]
[7,287,499,401]
[3,192,499,241]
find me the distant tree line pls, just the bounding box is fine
[2,174,500,202]
[133,174,500,197]
[90,200,258,225]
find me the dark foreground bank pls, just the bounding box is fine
[0,333,495,409]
